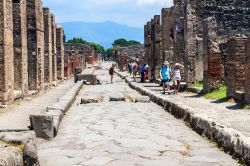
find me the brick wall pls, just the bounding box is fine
[0,0,14,104]
[203,17,222,93]
[56,26,64,80]
[226,36,248,98]
[13,0,28,96]
[26,0,44,90]
[244,38,250,103]
[43,8,52,84]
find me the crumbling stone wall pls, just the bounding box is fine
[64,43,87,78]
[56,26,64,80]
[226,36,248,98]
[26,0,44,90]
[116,45,145,70]
[43,8,52,84]
[51,14,57,81]
[245,37,250,103]
[0,0,14,104]
[203,17,222,93]
[13,0,28,96]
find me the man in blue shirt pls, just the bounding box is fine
[160,61,171,94]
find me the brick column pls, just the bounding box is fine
[43,8,52,84]
[203,17,222,93]
[161,8,174,64]
[226,36,248,98]
[27,0,44,90]
[56,26,64,80]
[51,14,57,82]
[13,0,28,96]
[245,37,250,103]
[0,0,14,104]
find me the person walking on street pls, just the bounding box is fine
[160,61,171,94]
[139,64,146,83]
[173,63,184,94]
[132,61,138,82]
[128,62,132,76]
[109,63,115,83]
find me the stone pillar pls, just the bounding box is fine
[245,37,250,103]
[203,17,222,93]
[13,0,28,96]
[151,15,162,80]
[26,0,44,90]
[184,2,196,86]
[43,8,52,84]
[56,26,64,80]
[173,1,185,81]
[51,14,57,81]
[145,21,152,78]
[0,0,14,104]
[226,36,248,98]
[161,8,174,64]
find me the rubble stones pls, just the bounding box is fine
[0,143,23,166]
[0,131,39,166]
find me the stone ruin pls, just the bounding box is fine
[142,0,250,103]
[64,43,90,77]
[0,0,87,105]
[115,45,145,71]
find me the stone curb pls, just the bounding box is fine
[30,82,83,140]
[124,77,250,164]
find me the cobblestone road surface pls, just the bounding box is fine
[38,63,238,166]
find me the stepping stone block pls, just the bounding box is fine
[30,115,54,140]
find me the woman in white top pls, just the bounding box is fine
[173,63,184,94]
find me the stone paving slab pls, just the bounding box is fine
[38,64,238,166]
[0,79,75,128]
[116,70,250,164]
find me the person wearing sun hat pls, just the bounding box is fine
[160,61,171,94]
[173,63,184,94]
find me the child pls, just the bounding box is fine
[173,63,184,94]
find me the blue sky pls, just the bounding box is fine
[42,0,173,28]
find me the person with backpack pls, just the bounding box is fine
[109,63,115,83]
[139,64,146,83]
[128,62,132,76]
[160,61,171,94]
[132,61,138,81]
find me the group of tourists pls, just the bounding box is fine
[160,61,184,95]
[109,60,184,95]
[127,61,149,82]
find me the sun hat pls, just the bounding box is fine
[164,61,169,65]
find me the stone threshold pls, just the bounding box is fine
[116,71,250,164]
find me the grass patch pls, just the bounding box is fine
[204,86,227,100]
[191,82,203,89]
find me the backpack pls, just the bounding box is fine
[109,67,114,74]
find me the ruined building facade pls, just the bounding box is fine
[144,0,250,102]
[0,0,74,105]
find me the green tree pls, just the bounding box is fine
[66,37,87,44]
[88,42,105,53]
[112,38,141,47]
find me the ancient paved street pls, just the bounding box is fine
[38,64,238,166]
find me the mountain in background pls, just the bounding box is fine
[61,21,144,49]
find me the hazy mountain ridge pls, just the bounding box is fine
[62,21,144,49]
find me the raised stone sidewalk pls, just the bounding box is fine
[116,70,250,164]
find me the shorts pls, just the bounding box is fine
[161,79,170,84]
